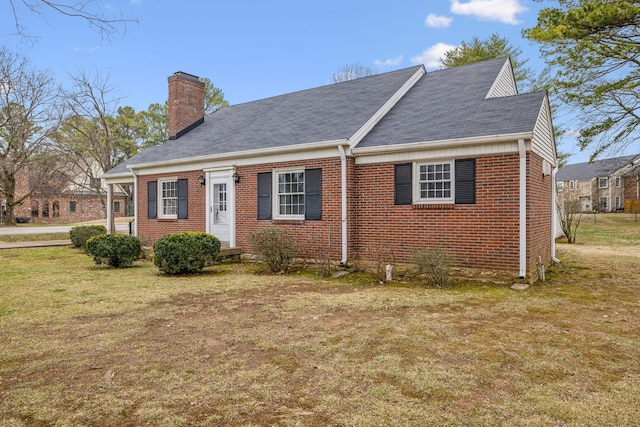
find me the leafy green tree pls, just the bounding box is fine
[441,33,535,90]
[523,0,640,160]
[200,77,229,115]
[0,48,63,225]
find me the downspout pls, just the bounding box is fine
[518,139,527,279]
[551,166,560,263]
[338,145,348,264]
[131,168,139,237]
[106,184,113,234]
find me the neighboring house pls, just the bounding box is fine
[556,154,640,213]
[0,162,128,224]
[103,57,558,280]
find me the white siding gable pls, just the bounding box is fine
[531,95,557,165]
[485,59,518,98]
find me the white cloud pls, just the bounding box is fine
[411,42,457,69]
[425,13,453,28]
[374,56,403,67]
[450,0,528,25]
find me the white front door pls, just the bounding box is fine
[208,173,234,247]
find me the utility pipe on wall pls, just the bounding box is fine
[338,145,348,264]
[518,139,527,279]
[551,166,560,264]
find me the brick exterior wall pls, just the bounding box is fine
[137,171,207,243]
[136,152,553,279]
[168,72,205,139]
[29,194,127,224]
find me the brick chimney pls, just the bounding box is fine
[167,71,205,140]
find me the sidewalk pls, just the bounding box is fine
[0,240,72,250]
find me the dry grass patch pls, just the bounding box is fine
[1,219,640,425]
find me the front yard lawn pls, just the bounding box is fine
[1,216,639,426]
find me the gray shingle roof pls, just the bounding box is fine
[357,57,545,148]
[557,155,639,181]
[105,66,422,175]
[105,57,547,176]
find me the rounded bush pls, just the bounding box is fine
[69,225,107,249]
[86,234,142,267]
[153,232,221,275]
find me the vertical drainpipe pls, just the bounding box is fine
[518,139,527,279]
[106,184,113,234]
[551,166,560,263]
[131,168,138,237]
[338,145,348,264]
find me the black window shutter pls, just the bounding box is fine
[257,172,272,220]
[394,163,412,205]
[455,158,476,204]
[305,168,322,220]
[177,178,188,219]
[148,181,157,219]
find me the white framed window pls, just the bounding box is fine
[615,196,621,210]
[415,161,453,203]
[274,169,305,219]
[600,197,608,211]
[569,180,575,190]
[598,177,608,189]
[557,182,564,192]
[159,178,178,218]
[615,176,621,187]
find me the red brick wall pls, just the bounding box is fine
[235,158,345,260]
[353,154,522,272]
[29,194,127,224]
[168,73,205,139]
[137,171,207,243]
[526,153,553,279]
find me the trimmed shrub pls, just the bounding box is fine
[153,232,221,275]
[248,227,296,273]
[70,225,107,250]
[86,234,142,267]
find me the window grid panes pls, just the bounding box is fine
[162,180,178,216]
[278,171,304,216]
[216,184,227,213]
[419,163,451,199]
[598,177,608,189]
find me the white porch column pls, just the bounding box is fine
[106,184,114,234]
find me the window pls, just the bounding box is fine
[417,162,452,201]
[569,180,575,190]
[600,197,608,211]
[52,201,60,218]
[615,176,620,187]
[159,179,178,218]
[147,179,188,219]
[395,159,475,206]
[69,201,76,213]
[90,177,101,190]
[615,196,621,210]
[257,169,322,221]
[275,170,305,218]
[113,201,120,213]
[557,182,564,192]
[598,177,608,189]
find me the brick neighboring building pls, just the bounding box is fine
[104,58,558,281]
[1,164,128,225]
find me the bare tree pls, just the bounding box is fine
[6,0,137,41]
[557,189,583,244]
[332,63,376,83]
[0,48,64,225]
[54,70,138,228]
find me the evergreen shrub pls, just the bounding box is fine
[153,232,221,275]
[69,225,107,250]
[86,234,142,267]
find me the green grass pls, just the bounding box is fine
[0,232,70,243]
[1,224,639,426]
[574,212,640,246]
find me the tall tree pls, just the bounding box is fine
[55,70,139,223]
[332,63,377,83]
[200,77,229,115]
[5,0,137,41]
[441,33,535,90]
[523,0,640,160]
[0,48,63,225]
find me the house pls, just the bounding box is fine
[556,154,640,212]
[1,162,129,225]
[103,57,558,280]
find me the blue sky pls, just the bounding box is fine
[0,0,600,163]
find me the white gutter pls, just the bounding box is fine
[518,138,527,279]
[338,145,348,264]
[551,166,560,263]
[351,132,534,156]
